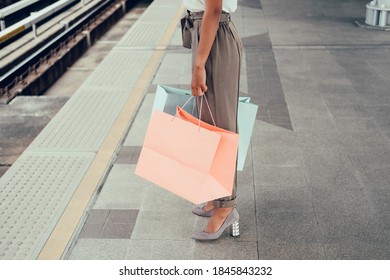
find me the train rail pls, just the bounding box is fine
[0,0,143,103]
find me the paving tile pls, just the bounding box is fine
[304,165,361,189]
[67,239,128,260]
[84,209,110,224]
[327,104,371,118]
[254,165,307,187]
[346,147,390,170]
[317,82,357,96]
[255,186,313,213]
[234,191,258,242]
[288,102,330,118]
[192,240,258,260]
[256,211,321,244]
[294,130,342,149]
[140,183,194,211]
[123,94,154,146]
[237,148,254,186]
[93,164,150,209]
[252,146,302,166]
[101,210,139,239]
[257,241,326,260]
[338,130,390,149]
[315,211,385,245]
[365,187,390,230]
[124,239,193,260]
[291,116,336,132]
[152,53,191,85]
[130,210,196,240]
[115,146,142,164]
[79,209,139,239]
[300,147,351,166]
[311,187,372,215]
[0,166,9,178]
[252,125,297,149]
[355,165,390,188]
[78,209,109,239]
[78,223,106,239]
[323,241,390,260]
[332,117,379,133]
[321,93,362,106]
[101,223,134,239]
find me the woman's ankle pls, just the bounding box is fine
[203,202,214,211]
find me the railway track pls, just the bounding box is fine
[0,0,146,103]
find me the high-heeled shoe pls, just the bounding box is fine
[191,208,240,241]
[192,205,215,217]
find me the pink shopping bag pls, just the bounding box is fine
[135,108,239,204]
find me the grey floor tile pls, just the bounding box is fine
[235,195,257,242]
[323,241,390,260]
[237,148,255,187]
[252,128,298,149]
[101,223,133,239]
[321,93,362,106]
[355,165,390,188]
[256,211,321,244]
[338,130,390,150]
[304,165,361,189]
[347,147,390,170]
[79,209,139,239]
[255,186,314,213]
[124,239,194,260]
[327,104,371,118]
[141,184,195,211]
[79,223,106,239]
[94,164,150,209]
[294,130,342,149]
[291,116,336,132]
[192,240,258,260]
[300,147,351,166]
[68,239,128,260]
[115,146,142,164]
[311,187,372,215]
[78,209,109,239]
[257,241,326,260]
[365,187,390,230]
[131,210,196,240]
[288,102,331,118]
[315,211,385,244]
[152,53,192,85]
[123,94,154,146]
[333,117,379,133]
[254,165,307,187]
[252,146,302,166]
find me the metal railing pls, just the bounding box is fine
[0,0,81,44]
[0,0,115,94]
[0,0,41,30]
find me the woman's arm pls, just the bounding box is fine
[191,0,222,97]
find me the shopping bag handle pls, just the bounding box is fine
[198,95,216,126]
[175,94,216,127]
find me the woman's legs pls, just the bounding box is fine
[192,17,242,234]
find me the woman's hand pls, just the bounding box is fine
[191,65,208,96]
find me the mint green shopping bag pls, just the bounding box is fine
[237,98,258,170]
[152,84,258,171]
[152,84,198,117]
